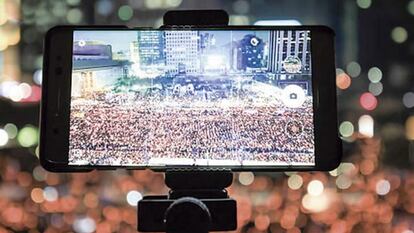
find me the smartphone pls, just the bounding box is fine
[40,25,341,172]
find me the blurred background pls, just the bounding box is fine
[0,0,414,232]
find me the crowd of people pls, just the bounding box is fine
[69,88,315,166]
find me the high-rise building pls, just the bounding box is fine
[267,30,311,74]
[129,41,139,64]
[137,31,165,67]
[164,31,200,74]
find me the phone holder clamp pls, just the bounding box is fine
[137,9,236,233]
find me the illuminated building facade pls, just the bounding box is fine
[137,31,164,67]
[267,30,311,74]
[164,31,200,74]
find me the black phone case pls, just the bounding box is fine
[40,25,341,172]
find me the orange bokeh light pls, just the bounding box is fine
[30,188,44,204]
[254,214,270,231]
[336,73,352,90]
[360,159,375,175]
[83,192,99,209]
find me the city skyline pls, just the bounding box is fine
[73,30,312,77]
[71,29,313,99]
[73,30,270,53]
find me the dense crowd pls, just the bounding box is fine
[69,91,314,166]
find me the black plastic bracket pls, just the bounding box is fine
[162,9,229,26]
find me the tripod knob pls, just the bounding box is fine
[165,197,211,233]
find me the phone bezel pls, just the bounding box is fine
[40,25,341,172]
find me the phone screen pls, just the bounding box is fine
[69,29,314,167]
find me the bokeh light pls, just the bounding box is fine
[360,92,378,110]
[0,3,7,25]
[32,166,47,182]
[405,116,414,140]
[118,5,133,21]
[73,217,96,233]
[83,192,99,209]
[336,175,352,189]
[302,192,330,212]
[30,188,44,203]
[391,26,408,44]
[346,61,361,78]
[33,69,42,85]
[0,40,8,51]
[229,15,250,25]
[307,180,324,196]
[0,81,18,98]
[66,8,83,24]
[368,82,383,96]
[360,159,375,175]
[52,3,68,18]
[337,162,356,175]
[339,121,354,137]
[356,0,372,9]
[408,0,414,15]
[0,128,9,146]
[9,83,24,102]
[43,186,58,202]
[287,174,303,190]
[375,179,391,195]
[239,172,254,186]
[359,115,374,138]
[336,68,345,74]
[19,83,32,98]
[402,92,414,108]
[4,123,18,139]
[145,0,163,9]
[126,190,142,206]
[336,72,352,90]
[6,27,21,46]
[367,67,382,83]
[17,125,38,147]
[96,0,114,16]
